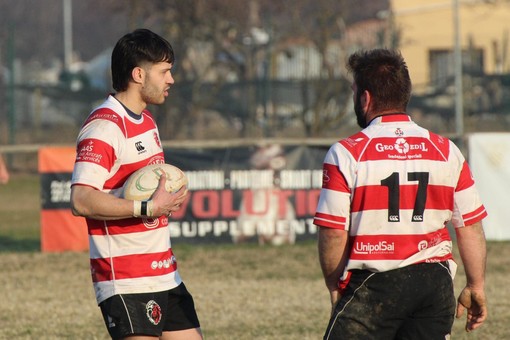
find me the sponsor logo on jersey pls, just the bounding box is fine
[344,137,365,148]
[77,140,103,164]
[394,138,409,154]
[135,141,146,153]
[352,241,395,255]
[322,170,330,183]
[142,217,160,229]
[151,255,176,270]
[146,300,162,325]
[92,112,119,122]
[418,240,428,250]
[147,156,165,165]
[374,138,429,159]
[153,131,162,149]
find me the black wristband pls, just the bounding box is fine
[141,201,148,216]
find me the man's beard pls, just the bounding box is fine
[354,95,368,128]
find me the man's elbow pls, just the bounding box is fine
[70,200,86,217]
[70,186,91,217]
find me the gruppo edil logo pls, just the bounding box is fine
[394,137,410,154]
[375,138,429,156]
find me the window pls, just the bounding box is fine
[429,48,484,87]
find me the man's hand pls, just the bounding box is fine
[456,286,488,332]
[150,173,188,217]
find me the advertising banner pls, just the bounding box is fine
[164,144,326,245]
[39,143,329,251]
[469,133,510,240]
[39,147,88,252]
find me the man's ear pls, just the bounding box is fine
[131,66,145,84]
[361,90,371,113]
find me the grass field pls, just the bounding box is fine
[0,174,509,339]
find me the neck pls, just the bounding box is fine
[114,90,146,115]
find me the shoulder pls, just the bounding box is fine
[427,131,458,160]
[81,97,128,136]
[335,131,371,159]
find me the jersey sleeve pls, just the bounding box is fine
[451,144,488,228]
[314,144,352,230]
[71,117,125,191]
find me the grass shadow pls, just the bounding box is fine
[0,236,41,252]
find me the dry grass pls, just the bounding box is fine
[0,174,508,339]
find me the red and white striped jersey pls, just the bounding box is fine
[314,114,487,273]
[71,95,181,304]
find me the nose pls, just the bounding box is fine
[167,72,175,85]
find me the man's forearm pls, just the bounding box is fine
[71,185,135,220]
[317,226,349,292]
[455,221,487,288]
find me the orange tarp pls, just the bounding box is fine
[38,147,88,252]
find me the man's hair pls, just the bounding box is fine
[111,28,175,92]
[347,49,412,113]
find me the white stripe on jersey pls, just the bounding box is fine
[89,227,171,259]
[93,271,182,304]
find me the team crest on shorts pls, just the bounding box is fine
[146,300,162,325]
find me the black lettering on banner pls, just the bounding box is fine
[41,173,73,210]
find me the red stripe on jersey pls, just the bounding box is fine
[314,212,347,229]
[379,114,411,123]
[349,228,451,260]
[462,205,487,225]
[91,250,177,282]
[322,163,350,193]
[123,111,156,138]
[428,132,450,160]
[339,132,370,159]
[351,184,454,212]
[87,216,168,235]
[76,138,116,171]
[83,108,126,136]
[456,161,475,192]
[103,152,165,190]
[360,137,446,162]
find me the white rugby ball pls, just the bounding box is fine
[122,163,188,201]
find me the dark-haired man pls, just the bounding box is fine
[71,29,202,340]
[315,49,487,339]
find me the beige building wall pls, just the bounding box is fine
[391,0,510,92]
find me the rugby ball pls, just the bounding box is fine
[122,163,188,201]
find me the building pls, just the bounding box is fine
[391,0,510,93]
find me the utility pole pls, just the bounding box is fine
[453,0,464,138]
[63,0,73,71]
[7,23,15,145]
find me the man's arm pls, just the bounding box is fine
[455,221,488,332]
[0,153,9,184]
[71,174,187,220]
[317,226,350,310]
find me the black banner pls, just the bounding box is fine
[39,144,329,246]
[164,144,327,244]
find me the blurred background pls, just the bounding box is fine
[1,0,510,169]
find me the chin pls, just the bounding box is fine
[149,98,165,105]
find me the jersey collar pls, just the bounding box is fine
[369,113,411,126]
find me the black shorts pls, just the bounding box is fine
[99,283,200,339]
[324,262,456,340]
